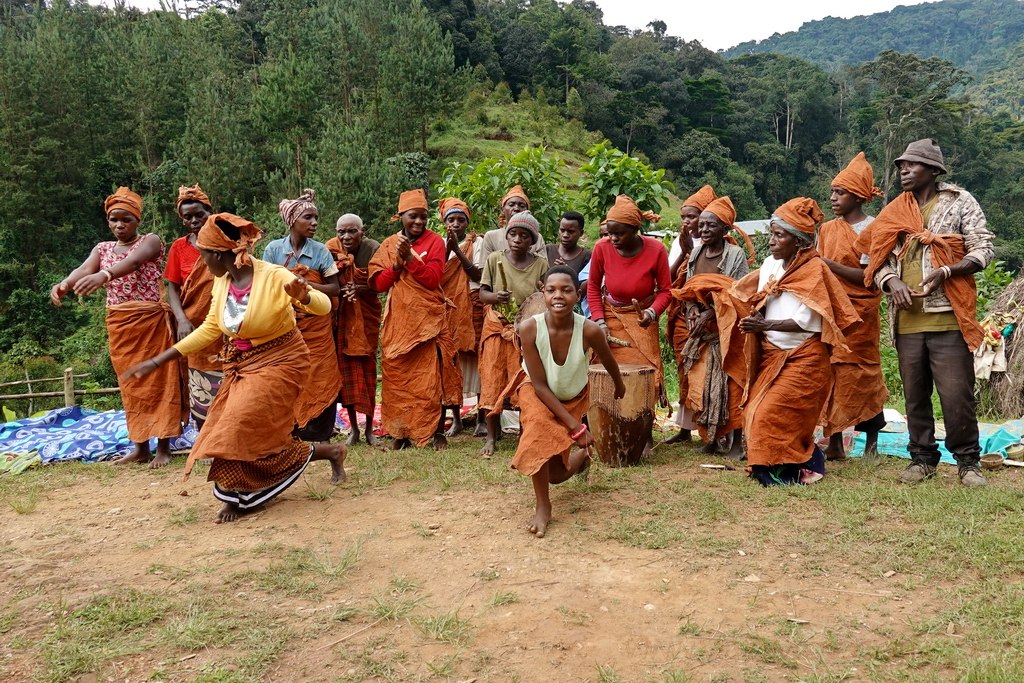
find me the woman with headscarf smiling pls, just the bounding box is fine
[123,213,346,523]
[263,189,342,443]
[51,187,186,468]
[722,198,858,486]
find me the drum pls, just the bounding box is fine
[587,363,656,467]
[513,291,548,335]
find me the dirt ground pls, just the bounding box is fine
[1,434,1020,683]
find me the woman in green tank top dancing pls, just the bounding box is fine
[513,265,624,538]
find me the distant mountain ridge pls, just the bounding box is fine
[723,0,1024,75]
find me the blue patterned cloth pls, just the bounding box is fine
[0,407,196,464]
[849,420,1023,463]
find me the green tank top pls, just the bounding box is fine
[525,312,589,401]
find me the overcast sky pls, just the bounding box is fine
[594,0,941,52]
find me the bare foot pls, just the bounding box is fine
[700,440,718,455]
[863,443,879,462]
[664,429,691,445]
[345,431,360,446]
[433,433,449,451]
[825,433,847,461]
[113,444,151,466]
[641,438,653,460]
[480,438,495,458]
[444,415,464,437]
[215,502,241,523]
[725,441,745,461]
[527,501,552,538]
[364,430,379,446]
[322,444,347,484]
[473,420,487,437]
[149,451,172,469]
[391,438,412,451]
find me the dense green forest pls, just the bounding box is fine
[724,0,1024,76]
[1,0,1022,406]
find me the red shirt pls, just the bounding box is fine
[164,235,200,286]
[587,236,672,319]
[370,230,445,292]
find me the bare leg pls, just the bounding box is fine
[444,406,465,437]
[825,432,847,461]
[215,502,241,523]
[391,437,412,451]
[113,440,152,465]
[364,405,379,446]
[700,437,718,454]
[433,432,449,451]
[311,442,347,484]
[344,407,360,446]
[149,438,173,469]
[473,402,487,437]
[725,429,745,461]
[481,413,500,457]
[642,433,653,459]
[528,463,552,538]
[664,429,691,445]
[862,430,880,461]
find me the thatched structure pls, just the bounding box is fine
[985,274,1024,418]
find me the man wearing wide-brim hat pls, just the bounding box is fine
[855,138,994,487]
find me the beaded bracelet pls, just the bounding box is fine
[569,424,588,440]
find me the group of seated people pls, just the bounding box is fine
[49,138,995,531]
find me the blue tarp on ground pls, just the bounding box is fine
[849,420,1024,464]
[0,406,196,464]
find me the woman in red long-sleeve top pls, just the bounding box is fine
[587,194,671,418]
[368,189,454,451]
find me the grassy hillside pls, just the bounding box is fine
[723,0,1024,76]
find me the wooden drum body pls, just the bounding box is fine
[587,363,655,467]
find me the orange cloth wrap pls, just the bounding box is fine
[439,197,471,221]
[178,256,222,372]
[176,184,212,213]
[104,187,143,220]
[326,237,380,414]
[774,197,823,234]
[107,301,186,442]
[287,266,342,427]
[832,152,883,200]
[817,218,887,432]
[603,295,666,405]
[196,213,262,268]
[673,273,747,439]
[184,329,310,477]
[510,375,590,476]
[368,233,450,446]
[478,306,521,411]
[391,189,429,221]
[606,194,660,227]
[683,185,717,211]
[501,185,531,210]
[857,191,984,351]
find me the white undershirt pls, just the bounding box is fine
[758,255,822,350]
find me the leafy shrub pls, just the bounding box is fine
[578,142,675,223]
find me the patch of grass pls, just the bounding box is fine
[40,588,173,682]
[739,634,798,669]
[168,504,200,526]
[232,539,362,597]
[389,575,421,593]
[160,600,238,650]
[369,593,425,621]
[650,671,692,683]
[427,653,459,677]
[0,609,16,634]
[6,486,40,514]
[557,606,590,626]
[677,618,703,636]
[333,606,361,622]
[607,504,685,549]
[145,563,194,583]
[476,568,500,581]
[489,591,519,607]
[596,664,624,683]
[416,610,474,645]
[192,668,255,683]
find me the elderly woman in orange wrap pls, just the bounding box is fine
[672,196,750,458]
[724,198,858,486]
[165,184,222,429]
[818,153,888,461]
[438,197,482,436]
[369,189,454,451]
[665,184,717,444]
[123,213,346,523]
[263,189,342,443]
[586,194,671,456]
[51,187,185,468]
[326,213,382,446]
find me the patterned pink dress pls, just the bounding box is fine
[97,238,164,305]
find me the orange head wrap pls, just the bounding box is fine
[605,194,660,228]
[773,197,824,235]
[104,187,143,221]
[683,185,718,211]
[196,212,263,268]
[176,183,212,214]
[703,196,736,227]
[500,185,531,210]
[391,189,429,222]
[438,197,471,222]
[832,152,883,200]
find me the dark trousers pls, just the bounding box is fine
[895,331,980,468]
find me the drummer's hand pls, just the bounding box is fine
[614,379,626,400]
[638,308,656,328]
[284,276,311,303]
[496,290,511,304]
[574,429,594,449]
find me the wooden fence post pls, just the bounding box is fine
[63,367,76,407]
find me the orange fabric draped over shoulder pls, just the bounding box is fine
[818,219,887,432]
[478,305,521,411]
[285,265,342,426]
[510,376,590,476]
[368,233,449,445]
[721,250,859,466]
[857,191,984,351]
[107,301,186,442]
[440,235,478,406]
[672,273,747,439]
